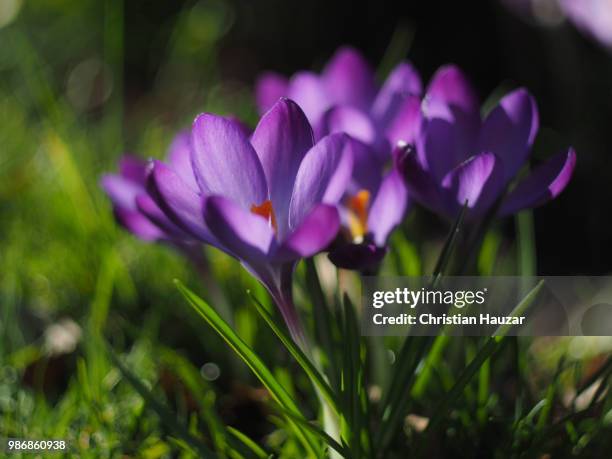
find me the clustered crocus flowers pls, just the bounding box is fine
[400,65,576,221]
[257,47,421,268]
[107,99,353,342]
[102,46,577,338]
[256,46,422,151]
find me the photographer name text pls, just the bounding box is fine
[370,288,525,326]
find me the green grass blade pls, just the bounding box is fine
[375,336,432,454]
[106,345,217,458]
[158,347,228,454]
[493,280,544,338]
[376,21,415,80]
[340,294,371,458]
[249,292,339,416]
[304,258,340,390]
[274,408,349,458]
[422,338,503,439]
[374,207,467,450]
[432,201,468,281]
[536,356,565,433]
[424,281,545,439]
[478,231,502,275]
[174,280,319,457]
[226,427,269,459]
[477,357,491,425]
[516,210,536,276]
[390,231,422,276]
[411,334,450,398]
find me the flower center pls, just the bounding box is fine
[346,189,370,243]
[250,199,278,234]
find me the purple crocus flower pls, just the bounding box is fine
[147,99,353,342]
[256,46,422,154]
[400,65,576,221]
[327,142,409,271]
[257,46,417,270]
[101,132,198,246]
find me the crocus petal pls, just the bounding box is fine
[203,195,275,262]
[274,204,340,262]
[420,95,481,180]
[348,138,384,195]
[226,116,253,138]
[421,66,481,173]
[289,133,354,228]
[255,72,289,114]
[250,98,314,238]
[119,156,148,184]
[478,88,539,183]
[135,194,193,242]
[372,61,422,127]
[498,149,576,216]
[114,207,165,241]
[191,114,267,209]
[441,152,505,219]
[386,95,422,147]
[148,160,214,242]
[101,175,142,210]
[367,169,409,246]
[399,145,445,215]
[167,131,199,191]
[321,105,384,151]
[425,64,479,114]
[322,46,376,111]
[287,71,330,123]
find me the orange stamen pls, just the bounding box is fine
[347,189,370,241]
[250,199,278,234]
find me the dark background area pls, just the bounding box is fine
[124,0,612,275]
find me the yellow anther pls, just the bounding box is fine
[346,189,370,242]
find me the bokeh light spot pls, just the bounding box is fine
[0,0,22,29]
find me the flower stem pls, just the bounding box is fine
[273,266,341,458]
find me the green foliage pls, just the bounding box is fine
[0,1,610,458]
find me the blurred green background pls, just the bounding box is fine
[1,0,611,457]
